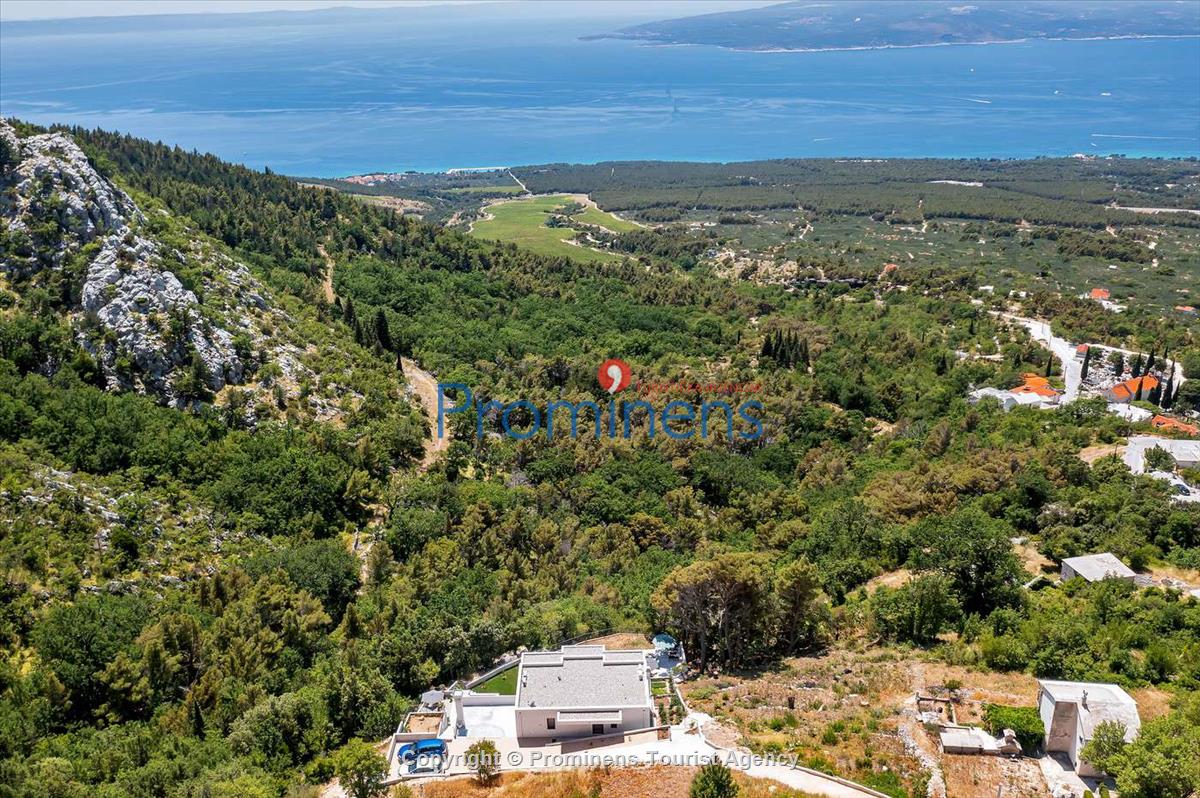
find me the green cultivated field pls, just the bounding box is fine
[470,194,636,262]
[448,184,525,195]
[573,203,642,234]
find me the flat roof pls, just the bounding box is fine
[939,727,998,752]
[1062,552,1135,581]
[1125,436,1200,474]
[516,645,650,710]
[1039,680,1141,741]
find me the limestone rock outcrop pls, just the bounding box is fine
[1,119,243,402]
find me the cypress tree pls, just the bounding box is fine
[373,309,392,352]
[1081,347,1092,380]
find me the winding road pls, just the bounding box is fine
[1002,313,1186,401]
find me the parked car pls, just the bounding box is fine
[397,738,446,762]
[407,751,445,775]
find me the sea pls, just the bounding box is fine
[2,3,1198,177]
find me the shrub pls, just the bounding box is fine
[690,761,738,798]
[983,704,1044,753]
[465,740,499,785]
[980,634,1029,672]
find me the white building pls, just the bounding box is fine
[1038,680,1141,777]
[513,645,653,741]
[1060,552,1136,584]
[1124,436,1200,474]
[968,387,1055,411]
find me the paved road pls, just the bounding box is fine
[1012,316,1083,400]
[1004,314,1186,404]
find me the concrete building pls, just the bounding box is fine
[513,645,653,741]
[1060,552,1136,584]
[1124,436,1200,474]
[1038,680,1141,777]
[968,374,1061,411]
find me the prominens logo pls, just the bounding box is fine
[438,358,765,441]
[597,358,631,394]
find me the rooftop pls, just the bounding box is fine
[1062,552,1135,582]
[1108,374,1159,401]
[1125,436,1200,473]
[516,645,650,710]
[1151,415,1199,436]
[1039,680,1141,742]
[1012,373,1060,398]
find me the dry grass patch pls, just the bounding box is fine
[411,766,822,798]
[940,753,1047,798]
[914,663,1039,727]
[1013,540,1055,579]
[680,649,923,794]
[580,632,651,650]
[1131,685,1175,722]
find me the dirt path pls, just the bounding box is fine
[317,243,336,304]
[507,169,529,193]
[903,663,947,798]
[403,356,449,469]
[1114,205,1200,215]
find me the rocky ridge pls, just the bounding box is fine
[1,119,243,403]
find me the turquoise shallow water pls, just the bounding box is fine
[2,6,1198,176]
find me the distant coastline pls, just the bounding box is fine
[591,33,1200,55]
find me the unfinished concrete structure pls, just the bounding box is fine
[1038,680,1141,777]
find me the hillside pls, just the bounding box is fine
[0,120,1198,798]
[596,0,1200,52]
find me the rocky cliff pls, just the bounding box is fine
[1,120,244,403]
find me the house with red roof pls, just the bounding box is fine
[1012,373,1061,400]
[1105,375,1159,404]
[1151,415,1199,437]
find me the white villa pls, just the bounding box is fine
[513,645,653,741]
[1038,680,1141,777]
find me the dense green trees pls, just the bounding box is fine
[652,552,829,669]
[869,574,960,645]
[0,122,1197,797]
[331,739,387,798]
[1105,696,1200,798]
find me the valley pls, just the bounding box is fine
[2,110,1199,798]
